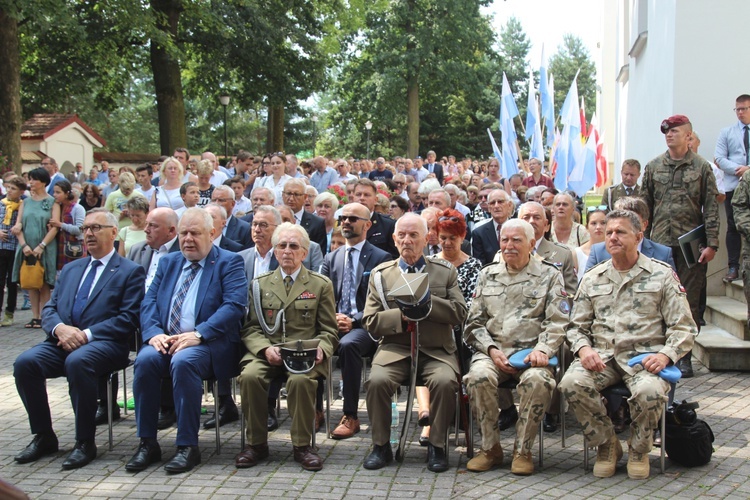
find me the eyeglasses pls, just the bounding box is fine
[338,215,368,224]
[81,224,114,233]
[261,162,271,166]
[252,221,277,230]
[389,204,399,209]
[587,205,609,213]
[283,191,304,198]
[735,107,750,113]
[438,216,460,223]
[276,242,301,251]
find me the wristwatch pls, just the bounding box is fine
[194,331,203,342]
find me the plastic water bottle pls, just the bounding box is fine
[390,397,399,447]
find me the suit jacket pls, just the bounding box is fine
[715,121,749,192]
[239,212,255,247]
[126,238,180,270]
[367,212,398,259]
[225,216,252,249]
[363,258,467,373]
[218,235,244,253]
[300,211,328,256]
[601,183,640,211]
[426,162,444,185]
[140,245,248,380]
[321,241,392,328]
[242,266,338,362]
[66,171,87,184]
[537,238,578,296]
[585,239,676,273]
[471,219,500,266]
[238,246,279,282]
[306,241,324,272]
[42,253,145,344]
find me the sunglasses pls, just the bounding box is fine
[438,216,460,223]
[338,215,368,224]
[276,242,301,251]
[587,205,608,213]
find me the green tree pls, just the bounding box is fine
[497,16,534,155]
[549,34,596,123]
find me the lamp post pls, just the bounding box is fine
[312,115,319,156]
[365,120,372,159]
[219,93,230,159]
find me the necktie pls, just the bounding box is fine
[407,266,416,274]
[744,125,749,165]
[284,275,293,295]
[625,187,632,196]
[168,262,200,336]
[431,245,440,255]
[497,224,502,248]
[71,260,101,327]
[340,248,355,315]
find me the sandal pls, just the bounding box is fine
[24,319,41,329]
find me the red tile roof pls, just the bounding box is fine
[21,114,106,147]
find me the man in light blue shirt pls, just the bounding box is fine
[309,156,338,193]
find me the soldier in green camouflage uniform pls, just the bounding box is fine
[641,115,719,377]
[559,210,696,479]
[731,169,750,324]
[463,219,568,475]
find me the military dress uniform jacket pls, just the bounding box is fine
[362,257,468,373]
[642,150,720,249]
[241,266,338,363]
[600,183,640,211]
[567,253,696,375]
[465,257,568,361]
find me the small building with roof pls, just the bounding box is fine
[20,114,106,174]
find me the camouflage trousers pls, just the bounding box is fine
[742,259,750,319]
[671,245,706,330]
[558,360,669,453]
[463,357,555,454]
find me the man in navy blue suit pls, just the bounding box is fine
[127,208,247,474]
[212,185,252,249]
[471,189,514,265]
[14,209,145,469]
[425,150,444,186]
[585,197,676,273]
[320,202,392,439]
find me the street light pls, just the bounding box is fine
[312,115,319,156]
[219,93,230,159]
[365,120,373,159]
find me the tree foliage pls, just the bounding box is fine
[549,34,596,122]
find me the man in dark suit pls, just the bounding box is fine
[206,204,244,253]
[239,205,280,282]
[320,202,392,439]
[13,209,145,469]
[212,185,252,249]
[353,178,398,258]
[126,208,247,474]
[472,189,513,265]
[585,196,676,273]
[281,178,328,254]
[126,207,181,430]
[425,150,444,186]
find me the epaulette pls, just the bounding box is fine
[426,256,453,269]
[256,270,275,279]
[550,241,572,253]
[587,260,609,274]
[648,257,673,271]
[541,258,560,270]
[372,260,398,272]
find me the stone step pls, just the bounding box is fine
[705,296,749,340]
[726,279,746,304]
[694,324,750,372]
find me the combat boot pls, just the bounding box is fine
[510,448,533,476]
[593,435,622,478]
[466,443,503,472]
[627,446,650,479]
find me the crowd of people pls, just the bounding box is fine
[11,106,746,481]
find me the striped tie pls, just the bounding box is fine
[168,262,200,336]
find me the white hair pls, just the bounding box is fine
[500,218,535,241]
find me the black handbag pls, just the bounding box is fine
[664,400,714,467]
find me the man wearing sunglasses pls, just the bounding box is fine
[353,178,398,258]
[321,203,392,439]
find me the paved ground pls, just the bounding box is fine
[0,308,747,499]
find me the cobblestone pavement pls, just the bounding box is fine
[0,309,747,499]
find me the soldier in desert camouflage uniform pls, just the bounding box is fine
[559,210,696,480]
[463,219,568,476]
[641,114,719,378]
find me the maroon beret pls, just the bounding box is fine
[660,115,691,133]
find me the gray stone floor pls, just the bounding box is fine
[0,308,746,499]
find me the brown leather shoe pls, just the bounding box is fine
[314,411,325,433]
[331,415,360,439]
[234,443,269,469]
[293,445,323,471]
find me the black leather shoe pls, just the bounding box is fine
[723,267,739,282]
[498,406,518,431]
[427,443,448,473]
[14,433,59,464]
[164,445,201,474]
[267,407,279,432]
[543,413,558,433]
[203,401,239,429]
[94,404,121,426]
[157,409,176,430]
[126,439,162,472]
[62,440,97,470]
[363,443,393,470]
[678,354,694,378]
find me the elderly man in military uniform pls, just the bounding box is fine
[235,222,338,471]
[641,114,719,378]
[464,219,568,476]
[558,210,696,480]
[362,213,467,473]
